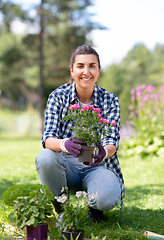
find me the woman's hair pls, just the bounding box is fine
[68,45,101,84]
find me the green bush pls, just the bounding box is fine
[121,84,164,157]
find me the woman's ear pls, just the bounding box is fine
[70,66,74,78]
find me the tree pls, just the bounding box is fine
[0,0,32,32]
[24,0,106,132]
[0,0,107,133]
[99,43,164,123]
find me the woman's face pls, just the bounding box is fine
[70,54,101,91]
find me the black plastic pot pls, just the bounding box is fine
[26,223,48,240]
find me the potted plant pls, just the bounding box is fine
[62,104,116,162]
[55,187,97,240]
[3,184,56,240]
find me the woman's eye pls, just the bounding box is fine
[77,65,83,68]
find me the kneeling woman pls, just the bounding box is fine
[35,45,125,221]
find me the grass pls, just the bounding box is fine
[0,136,164,239]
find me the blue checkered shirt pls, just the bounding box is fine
[42,82,125,209]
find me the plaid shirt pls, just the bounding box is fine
[42,82,125,209]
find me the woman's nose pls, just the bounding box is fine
[83,66,89,74]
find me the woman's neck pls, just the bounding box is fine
[75,86,94,104]
[76,91,93,104]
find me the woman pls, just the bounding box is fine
[35,45,125,221]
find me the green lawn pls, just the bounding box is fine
[0,136,164,239]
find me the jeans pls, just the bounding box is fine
[35,149,121,211]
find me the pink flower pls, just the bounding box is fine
[140,84,146,90]
[129,112,135,118]
[35,201,39,205]
[142,95,149,102]
[82,106,89,111]
[130,89,135,95]
[93,108,101,114]
[136,90,142,98]
[68,104,80,110]
[131,95,135,101]
[97,114,102,119]
[111,121,116,127]
[145,85,155,93]
[129,105,133,111]
[153,93,158,100]
[88,105,94,109]
[100,118,109,124]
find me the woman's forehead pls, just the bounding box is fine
[74,54,98,64]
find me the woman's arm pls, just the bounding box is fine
[104,144,117,158]
[45,137,62,151]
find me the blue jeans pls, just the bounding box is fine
[35,149,121,211]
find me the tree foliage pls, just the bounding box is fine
[0,0,106,112]
[99,43,164,123]
[0,0,32,32]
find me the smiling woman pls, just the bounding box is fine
[70,54,101,103]
[35,45,125,224]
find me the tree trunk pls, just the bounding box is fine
[38,0,44,134]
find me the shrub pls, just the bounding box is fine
[121,84,164,157]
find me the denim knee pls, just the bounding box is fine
[97,193,120,211]
[35,148,65,171]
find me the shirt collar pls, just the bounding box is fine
[69,82,104,109]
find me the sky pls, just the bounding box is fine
[12,0,164,69]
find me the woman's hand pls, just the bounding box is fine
[88,143,108,167]
[61,138,84,157]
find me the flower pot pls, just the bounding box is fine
[26,223,48,240]
[61,230,85,240]
[78,145,96,163]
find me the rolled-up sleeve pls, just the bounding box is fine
[42,93,62,147]
[102,94,120,150]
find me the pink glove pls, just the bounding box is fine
[61,138,83,157]
[89,143,108,167]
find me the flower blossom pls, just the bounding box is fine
[88,105,94,109]
[131,95,135,101]
[81,106,89,111]
[145,85,155,93]
[97,114,102,119]
[111,121,116,127]
[129,105,133,110]
[100,118,109,124]
[88,193,98,201]
[68,104,80,110]
[76,191,83,198]
[93,108,101,114]
[130,89,135,95]
[55,195,67,203]
[82,192,88,199]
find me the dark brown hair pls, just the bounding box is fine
[70,45,101,69]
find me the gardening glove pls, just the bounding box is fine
[88,143,108,167]
[60,138,83,157]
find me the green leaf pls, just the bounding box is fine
[26,216,35,226]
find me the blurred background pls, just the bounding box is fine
[0,0,164,138]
